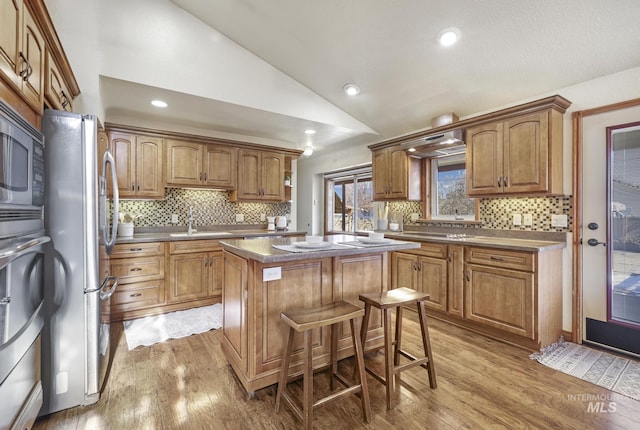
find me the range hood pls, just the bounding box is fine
[400,129,465,158]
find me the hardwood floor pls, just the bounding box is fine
[34,312,640,429]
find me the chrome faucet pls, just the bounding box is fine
[187,206,196,236]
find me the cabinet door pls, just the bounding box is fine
[466,122,503,196]
[203,145,236,188]
[168,253,209,303]
[392,252,419,290]
[260,151,284,201]
[503,111,548,193]
[222,251,248,372]
[465,264,534,339]
[236,149,262,200]
[0,0,21,88]
[20,3,44,112]
[417,256,447,312]
[165,140,202,186]
[45,52,71,111]
[387,146,408,198]
[110,132,136,198]
[447,245,464,318]
[208,251,223,296]
[135,136,164,197]
[372,148,390,200]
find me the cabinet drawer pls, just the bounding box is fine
[465,246,534,272]
[111,242,165,258]
[112,280,165,309]
[395,242,447,259]
[169,240,222,254]
[111,256,164,283]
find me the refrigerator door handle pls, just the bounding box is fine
[100,149,119,255]
[98,276,118,300]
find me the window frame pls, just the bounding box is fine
[324,166,373,235]
[423,155,479,221]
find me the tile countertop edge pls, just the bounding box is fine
[385,232,567,252]
[219,236,421,264]
[114,229,305,244]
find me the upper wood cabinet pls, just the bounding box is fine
[0,0,44,114]
[165,139,237,189]
[44,50,72,111]
[372,144,420,201]
[232,148,285,202]
[466,109,564,196]
[109,131,164,199]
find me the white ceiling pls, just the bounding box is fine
[56,0,640,155]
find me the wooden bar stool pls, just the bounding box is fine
[275,301,371,430]
[359,287,437,410]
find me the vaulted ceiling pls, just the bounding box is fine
[48,0,640,155]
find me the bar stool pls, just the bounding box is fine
[275,301,371,430]
[359,287,437,410]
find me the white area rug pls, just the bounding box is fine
[530,339,640,401]
[123,304,222,350]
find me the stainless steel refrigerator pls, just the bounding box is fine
[40,109,119,415]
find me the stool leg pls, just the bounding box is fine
[330,322,338,391]
[350,317,371,423]
[394,305,403,366]
[354,303,372,381]
[303,329,313,430]
[382,307,394,410]
[417,300,437,389]
[275,326,295,412]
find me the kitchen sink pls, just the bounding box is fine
[404,232,476,240]
[169,231,232,238]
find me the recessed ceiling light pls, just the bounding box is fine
[438,27,461,46]
[343,83,360,96]
[151,100,168,108]
[302,145,313,157]
[304,129,316,135]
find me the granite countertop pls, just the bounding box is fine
[219,234,421,263]
[114,227,305,244]
[385,231,566,252]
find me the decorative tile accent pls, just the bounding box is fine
[479,196,573,232]
[388,201,423,225]
[115,188,290,227]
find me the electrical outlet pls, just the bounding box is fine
[171,214,179,224]
[523,213,533,226]
[551,214,568,227]
[512,213,522,226]
[260,213,266,222]
[411,213,419,222]
[235,213,244,222]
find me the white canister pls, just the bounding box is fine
[118,222,134,237]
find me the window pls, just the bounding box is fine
[429,154,476,219]
[325,167,373,233]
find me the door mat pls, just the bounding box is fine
[530,338,640,401]
[123,303,222,350]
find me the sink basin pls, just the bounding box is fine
[169,232,232,238]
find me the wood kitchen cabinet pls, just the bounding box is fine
[109,131,164,199]
[44,50,72,111]
[0,0,44,114]
[109,242,166,321]
[232,148,285,202]
[466,109,564,196]
[372,144,420,201]
[167,240,224,304]
[165,139,237,189]
[446,245,464,318]
[391,243,448,313]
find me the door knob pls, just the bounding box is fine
[587,238,607,247]
[587,222,599,230]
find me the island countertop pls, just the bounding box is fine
[219,234,420,263]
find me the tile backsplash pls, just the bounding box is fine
[117,188,290,227]
[387,196,572,232]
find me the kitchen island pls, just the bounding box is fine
[219,235,420,395]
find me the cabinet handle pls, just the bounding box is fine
[131,182,135,191]
[19,52,30,80]
[448,253,452,263]
[130,267,143,272]
[490,256,504,261]
[130,248,143,251]
[204,258,209,267]
[466,271,470,282]
[61,91,69,107]
[137,183,140,191]
[497,177,502,187]
[503,176,508,186]
[130,293,142,297]
[203,173,207,181]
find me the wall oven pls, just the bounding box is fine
[0,98,48,429]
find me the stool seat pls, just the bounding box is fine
[359,287,437,410]
[275,300,371,430]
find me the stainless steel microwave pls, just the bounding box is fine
[0,99,44,237]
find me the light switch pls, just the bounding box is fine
[171,214,179,224]
[236,213,244,222]
[523,213,533,226]
[551,214,568,227]
[512,213,522,226]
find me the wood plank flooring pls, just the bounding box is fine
[33,312,640,429]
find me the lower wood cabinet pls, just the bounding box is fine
[167,240,223,303]
[221,250,388,395]
[392,241,562,350]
